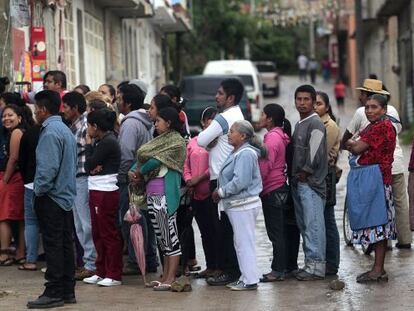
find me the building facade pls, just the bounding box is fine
[2,0,191,99]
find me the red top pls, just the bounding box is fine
[334,83,346,98]
[358,119,396,185]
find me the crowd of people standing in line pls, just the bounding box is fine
[0,70,412,308]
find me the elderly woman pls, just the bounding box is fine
[212,120,265,291]
[346,94,396,283]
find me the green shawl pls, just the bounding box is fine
[137,130,186,179]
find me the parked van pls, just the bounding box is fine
[203,60,263,122]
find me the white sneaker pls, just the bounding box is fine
[83,275,103,284]
[97,278,122,287]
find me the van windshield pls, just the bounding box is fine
[181,79,221,100]
[256,64,276,73]
[237,75,254,91]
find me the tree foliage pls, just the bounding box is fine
[176,0,309,77]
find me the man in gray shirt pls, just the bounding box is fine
[291,85,328,280]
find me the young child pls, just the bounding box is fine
[183,106,217,278]
[334,80,346,109]
[83,109,123,287]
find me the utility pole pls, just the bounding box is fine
[355,0,365,83]
[308,0,315,59]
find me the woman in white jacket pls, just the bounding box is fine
[212,120,266,291]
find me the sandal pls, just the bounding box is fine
[14,257,26,265]
[18,263,37,271]
[356,271,388,283]
[0,256,15,266]
[153,283,171,291]
[145,280,161,288]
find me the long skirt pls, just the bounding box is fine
[352,185,397,246]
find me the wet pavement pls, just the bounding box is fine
[1,76,414,310]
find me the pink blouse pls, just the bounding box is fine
[183,137,210,200]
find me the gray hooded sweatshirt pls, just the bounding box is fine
[118,110,153,183]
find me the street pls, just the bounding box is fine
[1,76,414,311]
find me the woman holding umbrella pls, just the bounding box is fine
[130,107,186,291]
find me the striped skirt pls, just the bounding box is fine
[147,194,181,257]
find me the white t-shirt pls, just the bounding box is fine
[197,105,245,180]
[346,105,404,174]
[297,55,308,70]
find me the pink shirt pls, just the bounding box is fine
[259,127,290,196]
[183,137,210,200]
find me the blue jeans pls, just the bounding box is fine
[72,176,96,271]
[24,188,39,263]
[118,183,158,269]
[324,205,340,272]
[292,182,326,277]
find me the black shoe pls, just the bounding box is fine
[63,294,76,304]
[396,243,411,249]
[27,296,64,309]
[325,267,338,276]
[206,273,236,286]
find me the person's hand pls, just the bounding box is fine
[85,133,92,144]
[212,190,221,203]
[90,165,103,175]
[296,171,309,183]
[186,176,201,188]
[207,138,219,150]
[128,171,142,185]
[345,139,355,151]
[187,187,194,197]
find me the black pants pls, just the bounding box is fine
[261,186,288,273]
[34,195,75,298]
[177,199,196,265]
[193,196,217,269]
[210,180,240,277]
[284,194,300,272]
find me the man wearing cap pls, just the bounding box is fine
[342,78,412,250]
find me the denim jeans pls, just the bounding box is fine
[118,183,158,269]
[261,186,288,274]
[292,182,326,277]
[24,187,39,263]
[72,176,96,271]
[324,205,340,272]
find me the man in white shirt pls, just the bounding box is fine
[198,78,245,286]
[297,53,308,81]
[342,79,412,249]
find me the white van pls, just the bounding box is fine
[203,60,263,122]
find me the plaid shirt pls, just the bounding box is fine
[70,112,88,176]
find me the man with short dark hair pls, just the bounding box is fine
[197,78,245,286]
[117,83,155,273]
[27,90,77,309]
[43,70,68,111]
[62,91,97,280]
[291,84,328,281]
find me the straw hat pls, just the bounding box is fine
[356,79,390,95]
